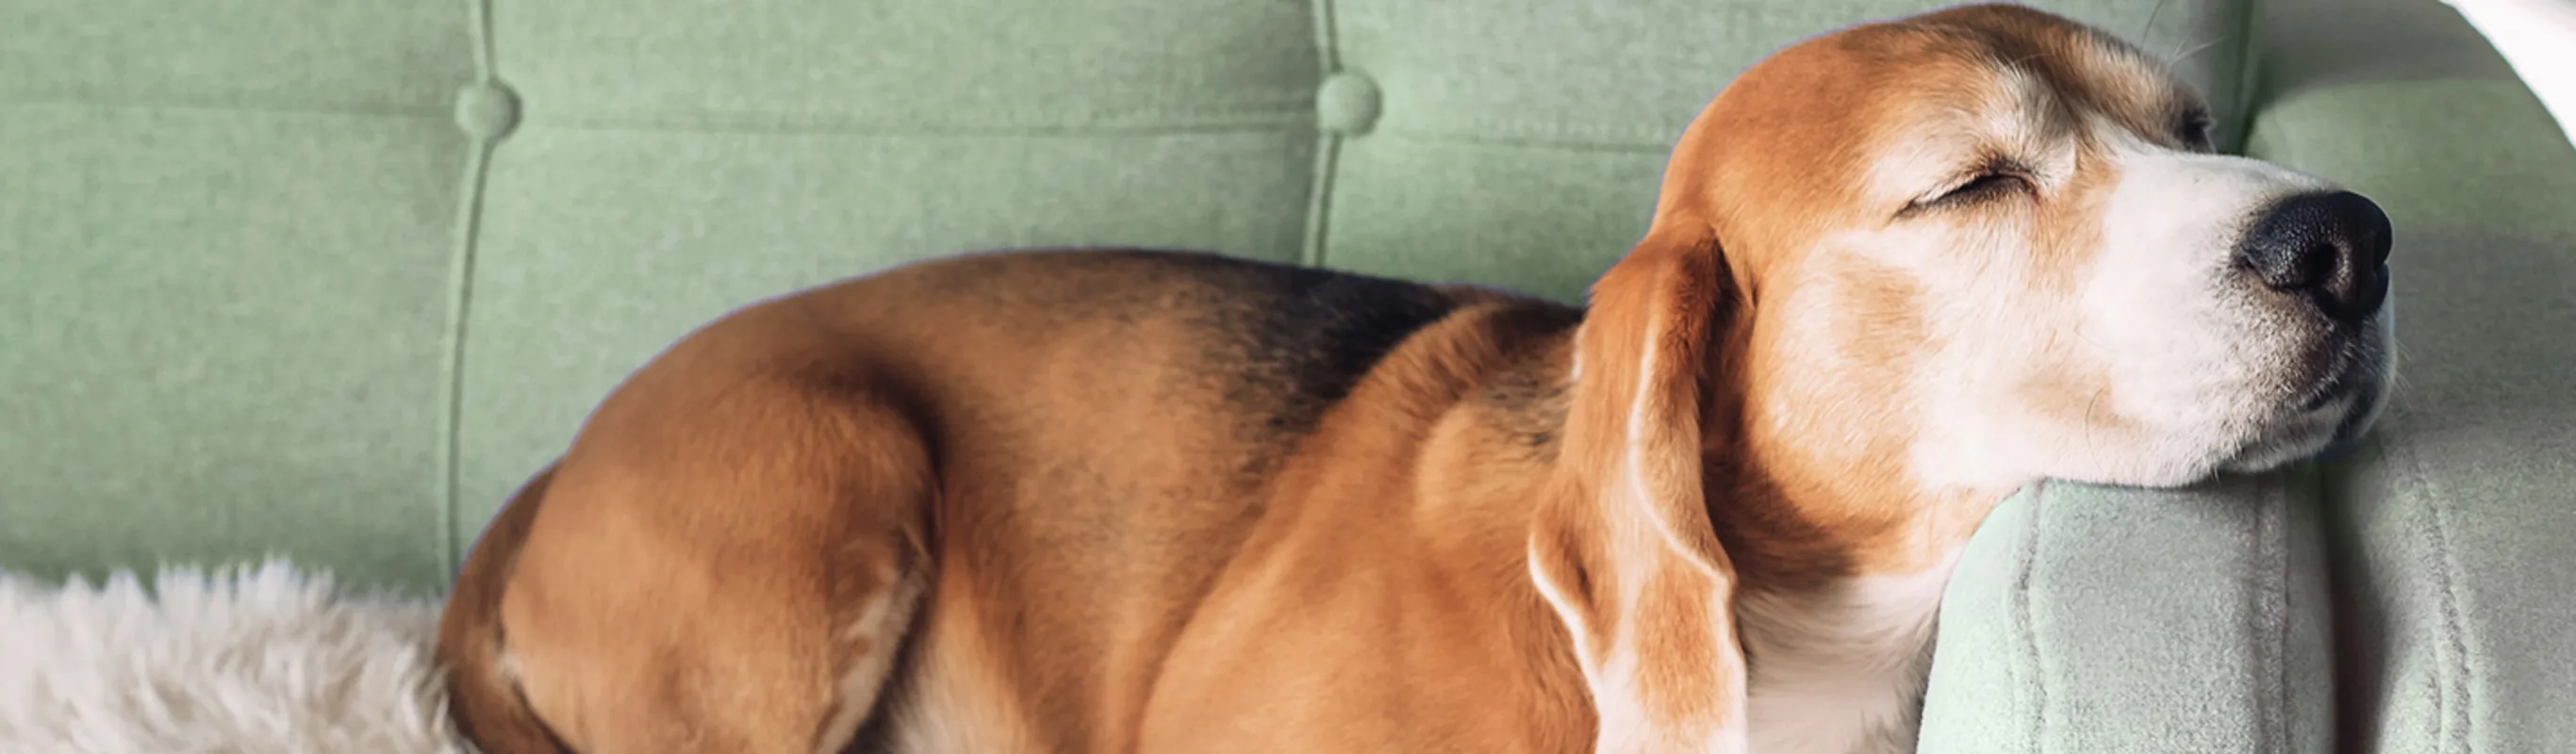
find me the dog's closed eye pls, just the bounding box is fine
[1902,159,2033,217]
[1938,172,2027,202]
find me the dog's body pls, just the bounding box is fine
[438,6,2398,753]
[451,252,1609,753]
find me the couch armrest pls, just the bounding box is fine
[1918,477,2335,754]
[1923,0,2575,748]
[2249,77,2576,753]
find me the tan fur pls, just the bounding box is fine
[438,465,567,753]
[436,5,2360,752]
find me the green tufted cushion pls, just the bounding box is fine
[0,0,2253,590]
[2260,74,2576,754]
[1918,0,2576,750]
[442,0,2259,594]
[1,0,473,589]
[449,0,1336,573]
[3,0,2568,750]
[1921,476,2337,753]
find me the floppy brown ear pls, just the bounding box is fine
[1528,220,1749,753]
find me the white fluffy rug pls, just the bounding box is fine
[0,561,470,753]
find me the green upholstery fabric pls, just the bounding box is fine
[2312,88,2576,751]
[452,0,1329,572]
[1920,476,2336,753]
[1,1,472,589]
[1919,1,2576,750]
[2254,63,2576,754]
[2254,0,2576,748]
[447,0,2251,565]
[2,0,2567,750]
[0,0,2251,589]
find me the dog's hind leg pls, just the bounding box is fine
[484,364,935,754]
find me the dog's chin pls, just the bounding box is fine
[2027,367,2390,491]
[2220,426,2339,475]
[2312,378,2389,464]
[2220,373,2388,474]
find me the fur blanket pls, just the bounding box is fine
[0,561,468,753]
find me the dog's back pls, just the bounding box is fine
[438,250,1586,752]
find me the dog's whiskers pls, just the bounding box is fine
[2167,36,2231,66]
[2085,385,2112,451]
[2142,0,2174,47]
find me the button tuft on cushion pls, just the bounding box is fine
[454,81,521,140]
[1316,70,1381,136]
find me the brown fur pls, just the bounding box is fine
[436,5,2231,752]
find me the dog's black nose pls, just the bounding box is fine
[2237,189,2393,322]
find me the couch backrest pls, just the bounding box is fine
[1,0,2252,589]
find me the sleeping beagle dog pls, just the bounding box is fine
[437,4,2396,752]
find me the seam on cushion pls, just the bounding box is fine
[1421,116,1674,145]
[2255,471,2291,753]
[0,99,446,119]
[524,107,1317,137]
[1301,132,1343,268]
[1381,122,1678,150]
[2013,480,2048,754]
[438,0,502,580]
[1298,0,1343,269]
[2387,396,2474,753]
[471,0,495,78]
[1373,129,1673,154]
[2226,0,2264,155]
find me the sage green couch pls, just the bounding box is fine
[4,0,2568,750]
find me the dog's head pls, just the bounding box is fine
[1586,2,2393,500]
[1531,4,2395,745]
[1728,3,2391,490]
